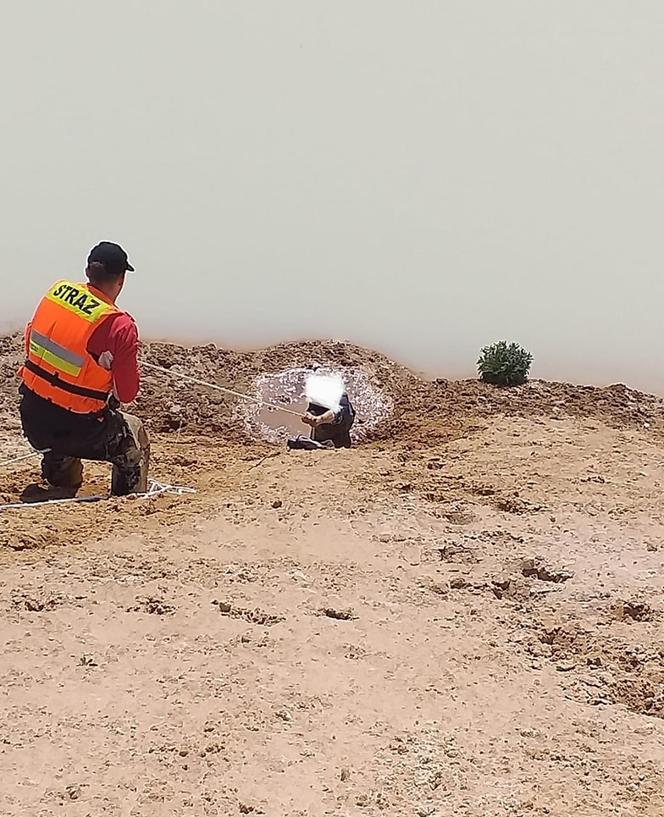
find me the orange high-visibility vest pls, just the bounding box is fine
[20,280,120,414]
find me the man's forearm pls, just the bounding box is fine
[317,409,338,425]
[110,351,139,403]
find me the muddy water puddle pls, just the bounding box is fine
[243,366,392,444]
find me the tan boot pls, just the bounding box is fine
[111,413,150,495]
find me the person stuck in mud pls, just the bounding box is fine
[18,242,149,496]
[288,373,355,450]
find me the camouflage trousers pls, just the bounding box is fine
[20,388,149,497]
[41,412,150,496]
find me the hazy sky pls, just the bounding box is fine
[1,2,663,392]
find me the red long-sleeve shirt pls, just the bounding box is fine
[87,311,140,403]
[24,286,140,404]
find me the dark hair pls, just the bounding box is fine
[86,262,125,288]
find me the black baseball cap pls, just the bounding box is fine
[87,241,135,274]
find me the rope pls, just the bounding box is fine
[144,480,196,498]
[140,360,305,418]
[0,480,195,511]
[0,494,106,510]
[0,448,51,468]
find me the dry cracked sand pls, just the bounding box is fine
[1,333,664,816]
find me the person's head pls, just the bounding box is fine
[305,373,344,411]
[85,241,134,302]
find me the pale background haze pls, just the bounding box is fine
[1,1,662,392]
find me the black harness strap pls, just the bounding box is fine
[24,359,109,402]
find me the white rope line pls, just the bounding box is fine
[144,480,196,498]
[0,495,107,510]
[0,480,196,511]
[140,360,305,418]
[0,447,51,468]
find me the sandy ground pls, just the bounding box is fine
[1,336,664,816]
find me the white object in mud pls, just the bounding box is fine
[305,373,344,412]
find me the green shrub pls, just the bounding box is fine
[477,341,533,386]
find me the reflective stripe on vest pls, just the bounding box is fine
[28,329,85,377]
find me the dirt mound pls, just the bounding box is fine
[136,338,414,442]
[1,332,663,445]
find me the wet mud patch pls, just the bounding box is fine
[241,366,392,443]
